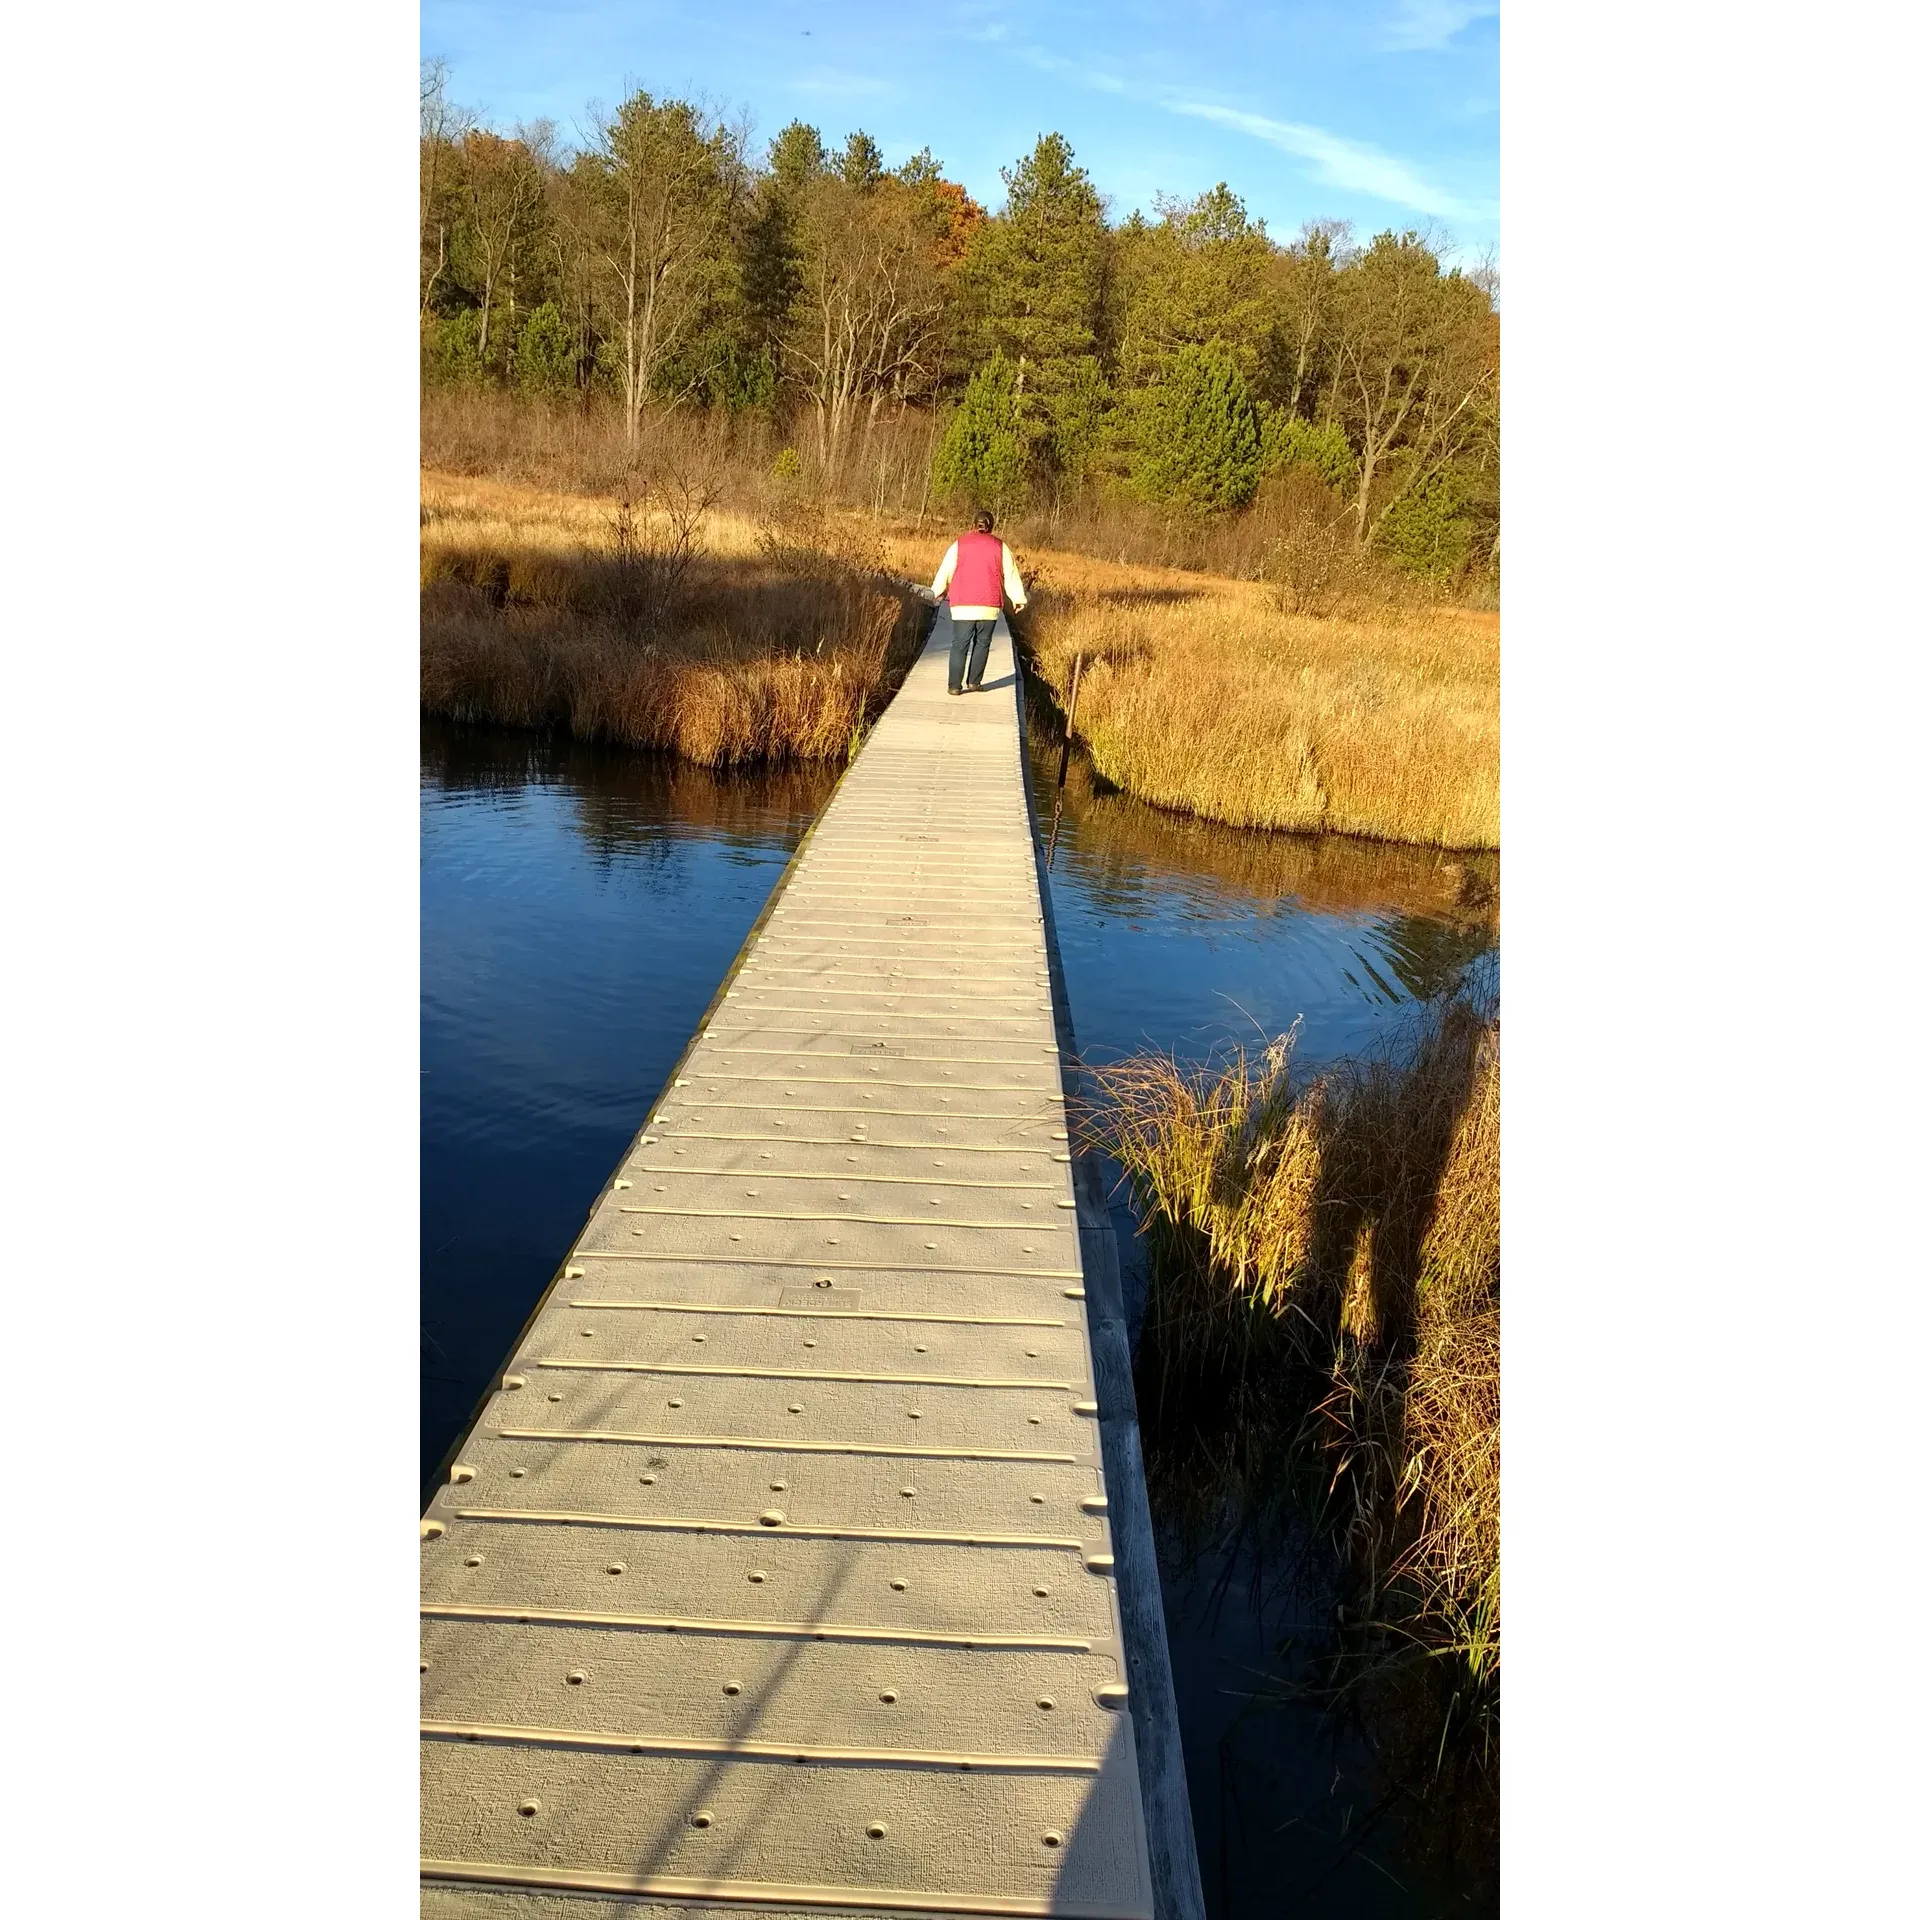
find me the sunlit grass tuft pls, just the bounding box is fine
[420,472,920,767]
[1091,1003,1500,1702]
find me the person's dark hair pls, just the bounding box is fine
[973,508,994,533]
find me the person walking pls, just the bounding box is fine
[924,509,1029,695]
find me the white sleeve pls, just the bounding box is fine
[929,542,959,599]
[1002,545,1027,609]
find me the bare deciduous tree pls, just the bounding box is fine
[419,60,474,316]
[1277,219,1352,419]
[1330,230,1498,547]
[457,129,547,365]
[785,177,946,476]
[573,90,745,441]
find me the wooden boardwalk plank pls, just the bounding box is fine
[423,616,1162,1917]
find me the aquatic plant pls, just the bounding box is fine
[419,472,922,766]
[1090,1002,1500,1742]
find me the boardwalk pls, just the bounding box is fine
[422,613,1187,1918]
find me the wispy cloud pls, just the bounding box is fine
[1166,100,1484,220]
[1005,42,1128,95]
[998,37,1483,223]
[1381,1,1499,54]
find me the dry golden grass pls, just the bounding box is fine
[420,472,923,766]
[421,448,1499,845]
[891,527,1501,849]
[1091,1005,1500,1689]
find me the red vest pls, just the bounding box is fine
[949,530,1005,608]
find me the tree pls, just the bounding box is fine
[784,173,946,473]
[514,301,575,396]
[1111,184,1279,397]
[1375,469,1483,580]
[572,89,745,439]
[1327,230,1498,548]
[427,307,486,387]
[835,130,884,190]
[933,351,1024,513]
[767,120,827,192]
[1048,358,1111,496]
[961,134,1110,476]
[1133,342,1263,515]
[1264,414,1357,492]
[1269,221,1350,421]
[454,129,547,368]
[419,60,474,316]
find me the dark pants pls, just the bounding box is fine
[948,617,996,692]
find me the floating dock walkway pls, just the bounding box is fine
[422,613,1201,1919]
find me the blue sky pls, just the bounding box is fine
[422,0,1498,259]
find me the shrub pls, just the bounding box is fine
[1264,413,1357,493]
[1133,342,1263,516]
[1376,469,1482,582]
[710,340,777,413]
[426,308,486,389]
[514,302,575,397]
[932,351,1026,514]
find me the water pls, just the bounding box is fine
[1039,769,1500,1918]
[419,718,1499,1915]
[419,721,838,1490]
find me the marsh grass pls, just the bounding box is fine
[886,524,1499,849]
[425,396,1498,843]
[1090,1003,1500,1781]
[1031,746,1500,927]
[420,472,925,765]
[1021,581,1498,848]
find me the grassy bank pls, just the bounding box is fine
[1090,1004,1499,1799]
[422,400,1498,845]
[1038,746,1500,927]
[888,524,1499,851]
[421,472,924,766]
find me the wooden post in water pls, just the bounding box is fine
[1057,649,1084,789]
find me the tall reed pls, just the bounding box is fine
[420,473,923,766]
[1091,1003,1500,1724]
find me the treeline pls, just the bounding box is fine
[421,64,1499,580]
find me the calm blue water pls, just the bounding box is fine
[420,724,838,1491]
[420,717,1499,1916]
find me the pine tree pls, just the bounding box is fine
[1134,342,1264,515]
[1263,414,1357,492]
[514,301,576,396]
[932,352,1025,514]
[835,130,884,190]
[962,135,1109,476]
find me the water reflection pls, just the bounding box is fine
[418,717,1499,1914]
[419,719,837,1491]
[1039,756,1498,1077]
[1039,758,1499,1918]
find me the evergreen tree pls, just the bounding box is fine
[1110,184,1277,399]
[1375,470,1484,580]
[1048,359,1111,496]
[426,307,486,387]
[767,121,827,191]
[835,130,884,190]
[514,301,576,395]
[1263,414,1357,492]
[932,352,1025,514]
[1134,342,1263,515]
[962,134,1109,475]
